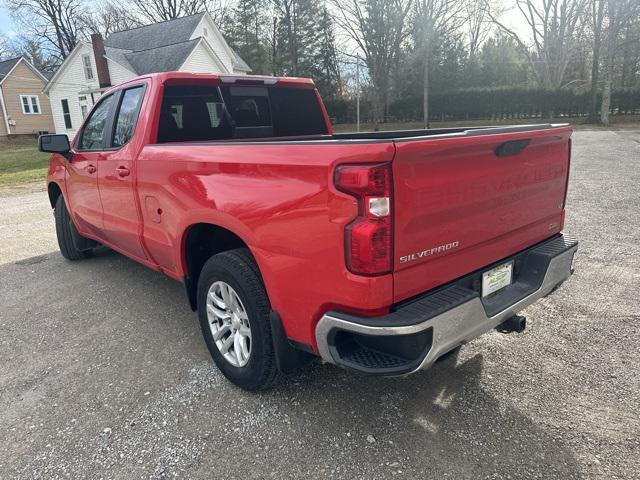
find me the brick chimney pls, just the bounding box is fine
[91,33,111,88]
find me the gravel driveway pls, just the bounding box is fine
[1,130,638,479]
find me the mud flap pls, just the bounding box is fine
[270,311,314,374]
[69,219,99,251]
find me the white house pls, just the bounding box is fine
[44,12,251,135]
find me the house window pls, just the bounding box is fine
[203,27,208,36]
[20,95,41,114]
[82,54,94,80]
[61,99,72,129]
[78,96,88,119]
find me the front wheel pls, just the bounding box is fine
[197,249,278,391]
[54,195,92,260]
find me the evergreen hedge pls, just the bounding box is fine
[324,87,640,124]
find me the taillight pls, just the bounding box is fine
[334,163,392,275]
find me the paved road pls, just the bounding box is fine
[1,130,639,479]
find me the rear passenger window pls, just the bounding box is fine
[113,86,144,148]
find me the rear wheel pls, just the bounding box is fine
[54,195,92,260]
[197,249,278,391]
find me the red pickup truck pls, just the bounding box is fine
[40,72,577,390]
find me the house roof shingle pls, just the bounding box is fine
[0,57,22,81]
[122,39,200,75]
[104,46,136,73]
[104,12,206,51]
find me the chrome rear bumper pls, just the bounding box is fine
[315,235,578,375]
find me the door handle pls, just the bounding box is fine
[115,166,130,177]
[86,164,96,174]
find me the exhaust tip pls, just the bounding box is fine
[496,315,526,334]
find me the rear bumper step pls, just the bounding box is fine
[315,234,578,375]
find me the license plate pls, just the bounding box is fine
[482,261,513,297]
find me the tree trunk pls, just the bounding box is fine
[600,53,613,126]
[372,68,386,130]
[423,40,432,129]
[423,47,429,129]
[271,17,278,75]
[600,35,615,126]
[588,1,604,122]
[620,24,632,87]
[600,77,612,126]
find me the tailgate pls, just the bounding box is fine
[392,126,572,302]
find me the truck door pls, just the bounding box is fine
[96,85,147,260]
[67,94,119,238]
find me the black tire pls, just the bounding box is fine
[54,195,91,261]
[197,248,278,391]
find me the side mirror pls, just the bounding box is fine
[39,134,71,159]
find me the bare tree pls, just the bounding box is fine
[132,0,206,22]
[600,0,640,125]
[587,0,605,122]
[0,33,11,60]
[6,0,87,62]
[131,0,232,24]
[272,0,302,75]
[465,0,498,58]
[619,20,640,87]
[414,0,467,128]
[208,0,234,27]
[82,2,142,36]
[331,0,413,127]
[8,37,58,71]
[488,0,589,89]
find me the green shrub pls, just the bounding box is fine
[325,86,640,124]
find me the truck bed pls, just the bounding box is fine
[332,123,561,141]
[155,123,565,144]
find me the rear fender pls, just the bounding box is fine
[177,209,257,277]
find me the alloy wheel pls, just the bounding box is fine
[206,281,252,367]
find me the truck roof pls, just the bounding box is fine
[114,71,317,91]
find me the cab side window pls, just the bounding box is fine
[78,95,116,150]
[113,86,144,148]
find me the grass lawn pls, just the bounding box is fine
[0,137,50,185]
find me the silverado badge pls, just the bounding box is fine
[399,241,460,264]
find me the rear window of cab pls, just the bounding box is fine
[157,84,327,143]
